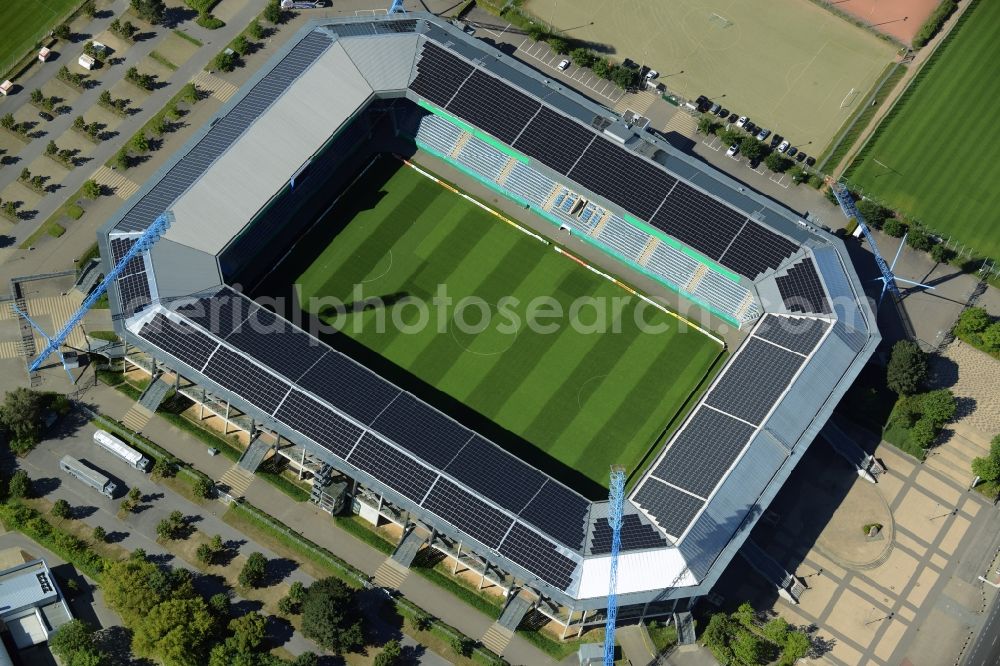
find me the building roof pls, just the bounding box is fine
[101,15,879,607]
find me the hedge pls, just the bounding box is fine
[0,502,109,579]
[913,0,958,48]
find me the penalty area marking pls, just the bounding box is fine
[840,87,859,108]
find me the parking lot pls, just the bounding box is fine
[515,38,625,105]
[700,131,792,189]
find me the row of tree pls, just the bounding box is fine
[702,603,811,666]
[885,340,957,451]
[954,307,1000,356]
[526,25,641,91]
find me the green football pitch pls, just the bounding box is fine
[0,0,79,75]
[293,157,723,493]
[845,0,1000,261]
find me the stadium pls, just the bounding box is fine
[98,15,879,636]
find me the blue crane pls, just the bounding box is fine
[13,212,172,381]
[388,0,406,14]
[831,183,933,305]
[604,466,625,666]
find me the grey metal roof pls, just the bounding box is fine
[340,33,421,91]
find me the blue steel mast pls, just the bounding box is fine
[604,466,625,666]
[13,212,172,379]
[831,182,932,305]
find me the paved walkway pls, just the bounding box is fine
[74,378,560,665]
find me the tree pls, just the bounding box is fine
[883,217,907,237]
[102,557,172,619]
[291,653,319,666]
[702,613,736,664]
[1,113,14,130]
[263,0,283,24]
[0,388,45,453]
[910,417,937,449]
[886,340,927,395]
[450,635,473,657]
[51,498,71,520]
[972,436,1000,483]
[49,619,100,662]
[213,50,238,72]
[151,457,175,478]
[231,35,250,57]
[739,136,765,162]
[301,577,365,654]
[130,0,166,25]
[547,37,569,55]
[698,116,720,135]
[46,140,58,156]
[82,179,101,199]
[782,631,811,664]
[54,24,72,40]
[30,89,43,104]
[278,595,298,615]
[731,629,766,666]
[239,552,267,588]
[181,83,199,104]
[906,225,934,252]
[856,198,892,230]
[982,322,1000,353]
[919,389,956,427]
[611,65,638,90]
[764,152,792,173]
[115,148,130,171]
[208,592,231,617]
[82,0,96,17]
[592,57,611,79]
[763,617,790,644]
[98,90,113,106]
[9,470,31,499]
[732,602,756,629]
[193,476,213,498]
[569,47,594,68]
[288,580,306,603]
[375,639,402,666]
[132,597,215,666]
[92,525,106,542]
[248,20,265,40]
[132,133,149,153]
[157,510,186,540]
[956,307,991,337]
[229,612,267,652]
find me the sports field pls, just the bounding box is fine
[525,0,897,151]
[845,0,1000,261]
[0,0,79,77]
[294,157,722,492]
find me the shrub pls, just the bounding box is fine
[547,37,569,55]
[9,470,31,499]
[956,307,991,337]
[883,217,907,237]
[213,50,238,72]
[47,224,66,238]
[51,499,71,519]
[263,0,283,23]
[906,226,934,252]
[92,525,106,542]
[67,204,84,220]
[193,476,213,498]
[930,243,956,264]
[913,0,958,48]
[151,457,176,478]
[886,340,927,395]
[248,20,265,40]
[208,592,230,617]
[114,149,130,171]
[569,47,594,68]
[132,133,150,153]
[82,180,101,199]
[197,12,225,29]
[910,417,937,449]
[231,35,250,56]
[592,57,611,78]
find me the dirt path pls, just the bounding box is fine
[832,0,976,178]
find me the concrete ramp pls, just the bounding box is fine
[391,526,425,568]
[238,434,272,473]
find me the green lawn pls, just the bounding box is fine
[0,0,80,75]
[294,157,722,493]
[845,0,1000,261]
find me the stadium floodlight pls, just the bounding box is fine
[604,466,625,666]
[14,212,172,381]
[388,0,406,14]
[831,183,933,306]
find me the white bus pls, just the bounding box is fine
[60,455,117,498]
[93,430,151,472]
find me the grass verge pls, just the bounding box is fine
[412,565,504,618]
[149,50,178,70]
[172,29,203,47]
[332,514,395,555]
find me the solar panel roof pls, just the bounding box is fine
[513,106,594,174]
[224,311,328,384]
[175,287,252,339]
[203,346,290,415]
[275,389,363,459]
[348,433,438,503]
[568,138,673,221]
[423,478,513,550]
[720,220,799,279]
[445,435,547,515]
[138,314,219,371]
[590,514,667,555]
[651,182,747,260]
[371,393,472,469]
[297,351,401,426]
[409,41,474,108]
[500,522,577,590]
[446,70,540,145]
[520,480,590,550]
[775,258,832,314]
[704,338,806,426]
[754,314,830,355]
[650,407,757,498]
[633,479,704,538]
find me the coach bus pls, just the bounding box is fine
[59,455,118,498]
[93,430,151,472]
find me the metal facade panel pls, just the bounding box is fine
[679,432,787,579]
[811,246,869,351]
[340,33,421,90]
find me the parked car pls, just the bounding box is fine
[777,140,790,153]
[645,69,659,80]
[557,59,570,71]
[726,143,740,157]
[728,113,739,123]
[756,128,770,141]
[736,116,748,128]
[805,156,816,166]
[770,135,782,149]
[744,121,757,134]
[787,146,798,157]
[796,152,807,162]
[717,107,729,117]
[38,111,53,121]
[709,103,721,115]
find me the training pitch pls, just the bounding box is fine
[292,157,722,494]
[525,0,896,152]
[0,0,79,74]
[845,0,1000,261]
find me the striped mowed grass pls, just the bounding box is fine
[296,158,721,492]
[845,0,1000,261]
